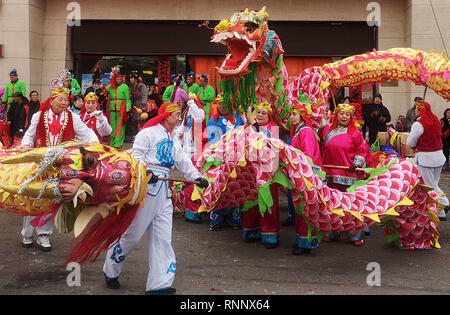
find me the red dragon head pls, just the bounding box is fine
[211,6,282,77]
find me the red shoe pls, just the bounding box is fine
[322,236,331,242]
[353,240,364,247]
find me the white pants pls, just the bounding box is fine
[418,165,449,217]
[103,168,176,291]
[21,214,54,238]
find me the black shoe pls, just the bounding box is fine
[439,216,447,222]
[209,224,222,231]
[231,224,242,230]
[244,238,259,243]
[291,246,311,255]
[281,218,295,226]
[105,276,120,290]
[145,287,176,295]
[444,206,450,214]
[264,243,278,249]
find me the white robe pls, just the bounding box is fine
[20,109,99,239]
[173,99,206,158]
[21,109,99,147]
[80,111,113,137]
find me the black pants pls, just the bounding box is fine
[443,137,450,164]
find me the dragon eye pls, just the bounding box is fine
[244,22,258,33]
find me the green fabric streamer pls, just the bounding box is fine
[241,199,259,213]
[201,155,224,173]
[294,149,326,179]
[294,195,324,243]
[346,158,398,193]
[298,91,313,105]
[258,182,273,216]
[219,62,258,115]
[380,216,401,248]
[272,168,292,189]
[241,169,294,217]
[294,196,305,216]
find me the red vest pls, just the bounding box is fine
[416,121,443,152]
[35,110,76,147]
[80,113,102,142]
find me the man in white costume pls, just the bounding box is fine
[19,87,99,251]
[407,100,449,221]
[102,101,208,295]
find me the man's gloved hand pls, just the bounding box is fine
[195,177,209,189]
[93,110,105,122]
[146,169,159,184]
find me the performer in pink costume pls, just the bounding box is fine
[242,101,281,249]
[320,103,373,246]
[289,102,323,255]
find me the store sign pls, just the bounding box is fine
[381,79,398,87]
[361,83,375,104]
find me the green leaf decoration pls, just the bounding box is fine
[271,169,292,190]
[201,156,224,173]
[346,158,397,193]
[241,199,259,213]
[298,91,313,105]
[258,182,273,217]
[380,215,401,248]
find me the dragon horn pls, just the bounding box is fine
[0,147,65,165]
[257,6,269,22]
[1,181,59,199]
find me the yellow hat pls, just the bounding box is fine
[335,103,355,114]
[50,87,69,98]
[84,92,99,102]
[214,93,224,104]
[256,100,272,114]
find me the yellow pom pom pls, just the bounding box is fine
[140,112,148,120]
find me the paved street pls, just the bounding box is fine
[0,167,449,296]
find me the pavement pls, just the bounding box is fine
[0,149,449,296]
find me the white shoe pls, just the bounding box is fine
[21,237,33,248]
[36,234,52,252]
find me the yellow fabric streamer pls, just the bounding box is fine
[362,213,381,223]
[346,210,364,222]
